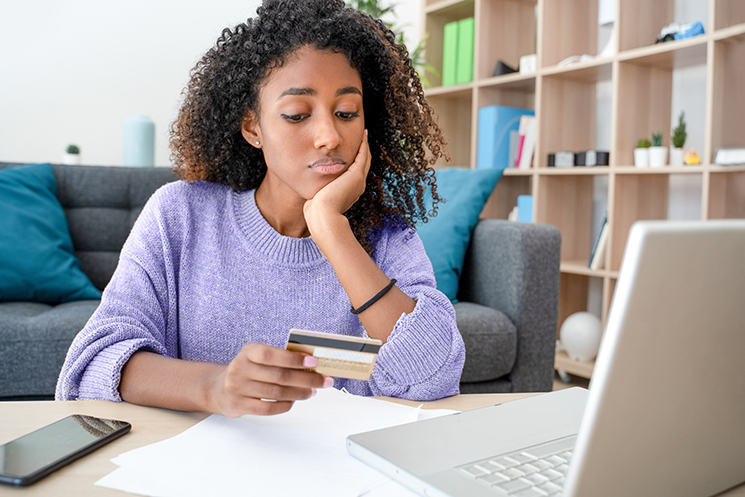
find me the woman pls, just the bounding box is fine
[56,0,465,416]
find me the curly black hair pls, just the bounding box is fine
[170,0,447,253]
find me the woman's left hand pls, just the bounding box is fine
[303,130,371,232]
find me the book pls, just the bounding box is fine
[589,215,609,270]
[476,106,535,169]
[442,21,459,86]
[713,147,745,165]
[455,17,474,84]
[588,214,607,268]
[517,195,533,223]
[517,115,537,169]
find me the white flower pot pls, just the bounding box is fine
[649,146,668,168]
[669,147,685,167]
[63,153,81,165]
[634,148,649,168]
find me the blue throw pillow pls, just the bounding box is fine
[0,163,101,303]
[417,168,503,302]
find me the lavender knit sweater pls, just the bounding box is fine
[56,181,465,402]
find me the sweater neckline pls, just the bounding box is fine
[231,189,325,266]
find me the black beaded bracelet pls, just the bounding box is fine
[350,279,397,315]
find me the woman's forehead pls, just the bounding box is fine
[259,46,362,98]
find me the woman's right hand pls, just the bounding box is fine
[208,343,333,417]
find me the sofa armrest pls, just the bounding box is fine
[458,219,561,392]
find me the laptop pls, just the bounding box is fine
[348,220,745,497]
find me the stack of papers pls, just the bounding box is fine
[96,388,456,496]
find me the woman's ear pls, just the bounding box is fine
[241,113,262,149]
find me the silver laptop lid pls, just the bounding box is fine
[565,220,745,497]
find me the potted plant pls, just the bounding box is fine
[63,144,81,165]
[670,112,687,166]
[649,132,667,167]
[634,138,651,168]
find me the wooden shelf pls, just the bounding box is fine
[554,350,595,379]
[421,0,745,380]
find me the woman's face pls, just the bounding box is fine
[244,46,365,203]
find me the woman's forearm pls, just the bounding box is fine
[120,351,223,412]
[308,212,415,343]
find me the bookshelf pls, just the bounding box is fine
[420,0,745,379]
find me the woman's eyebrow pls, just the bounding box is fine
[277,86,362,100]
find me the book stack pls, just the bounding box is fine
[515,115,537,169]
[476,106,534,169]
[442,18,474,86]
[588,214,609,270]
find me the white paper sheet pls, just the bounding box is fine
[96,388,456,497]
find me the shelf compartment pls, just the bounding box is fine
[540,0,598,68]
[555,350,595,379]
[617,35,709,70]
[476,83,535,113]
[714,1,745,30]
[610,174,669,271]
[539,69,612,168]
[710,34,745,164]
[557,273,591,339]
[708,170,745,219]
[427,91,473,168]
[476,0,537,81]
[480,174,532,220]
[537,175,594,263]
[615,55,707,167]
[423,0,476,88]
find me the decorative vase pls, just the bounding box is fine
[560,312,603,362]
[649,146,668,168]
[669,146,685,167]
[123,115,155,167]
[62,153,81,165]
[634,148,649,168]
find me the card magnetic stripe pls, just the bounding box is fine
[288,335,381,354]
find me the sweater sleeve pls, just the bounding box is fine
[55,186,181,402]
[362,221,465,401]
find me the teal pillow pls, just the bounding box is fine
[417,168,503,302]
[0,163,101,303]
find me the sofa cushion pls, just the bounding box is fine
[53,164,177,290]
[0,300,100,398]
[454,301,517,383]
[417,168,502,302]
[0,163,101,304]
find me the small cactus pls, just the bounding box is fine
[637,138,651,148]
[651,132,663,147]
[66,144,80,154]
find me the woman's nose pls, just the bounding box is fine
[313,113,342,150]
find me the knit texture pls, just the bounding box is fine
[56,181,465,402]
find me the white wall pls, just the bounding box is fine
[0,0,421,167]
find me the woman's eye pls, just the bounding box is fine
[336,111,360,120]
[281,114,307,123]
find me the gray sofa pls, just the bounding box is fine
[0,163,560,400]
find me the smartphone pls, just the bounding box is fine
[0,414,131,487]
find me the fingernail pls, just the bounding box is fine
[323,376,334,388]
[304,356,317,368]
[365,129,368,136]
[310,388,317,397]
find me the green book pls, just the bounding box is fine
[442,20,459,86]
[456,17,474,85]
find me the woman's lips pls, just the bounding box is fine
[310,158,346,175]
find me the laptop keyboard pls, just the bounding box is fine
[456,435,577,496]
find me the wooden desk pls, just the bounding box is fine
[1,394,743,496]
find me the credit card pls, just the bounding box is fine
[286,329,382,381]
